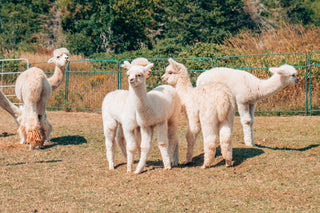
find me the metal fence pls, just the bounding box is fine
[0,53,319,115]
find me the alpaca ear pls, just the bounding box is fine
[145,70,152,78]
[168,58,180,72]
[48,57,55,63]
[121,61,132,70]
[269,67,288,75]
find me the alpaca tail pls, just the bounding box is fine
[216,89,235,122]
[26,117,45,149]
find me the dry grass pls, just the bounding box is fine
[0,108,319,212]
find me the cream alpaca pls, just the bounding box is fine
[197,64,299,146]
[162,59,235,167]
[102,58,151,171]
[123,61,181,174]
[15,48,69,149]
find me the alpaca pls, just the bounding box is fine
[15,48,69,149]
[196,64,299,147]
[122,61,181,174]
[162,59,235,167]
[0,90,21,125]
[102,57,151,171]
[47,48,70,90]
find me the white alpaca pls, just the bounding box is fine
[122,61,181,174]
[0,90,21,125]
[197,64,299,146]
[15,48,69,149]
[162,59,235,167]
[102,58,151,170]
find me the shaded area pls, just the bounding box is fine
[184,147,265,167]
[256,144,319,151]
[0,132,15,137]
[43,135,87,149]
[2,159,62,167]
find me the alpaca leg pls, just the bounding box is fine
[168,121,179,167]
[219,121,233,167]
[115,124,127,158]
[43,114,52,143]
[18,122,27,144]
[185,121,201,164]
[249,103,256,146]
[103,120,117,170]
[134,127,153,174]
[134,127,141,158]
[238,103,254,147]
[200,119,218,169]
[156,122,172,170]
[124,128,138,173]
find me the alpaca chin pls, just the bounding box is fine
[27,127,45,149]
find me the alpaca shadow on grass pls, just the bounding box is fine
[42,135,87,149]
[184,147,265,168]
[3,159,62,167]
[256,144,319,152]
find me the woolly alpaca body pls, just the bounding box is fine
[15,48,69,149]
[0,90,20,125]
[102,90,141,170]
[162,59,235,167]
[124,61,181,174]
[15,67,52,148]
[101,58,152,171]
[196,65,299,146]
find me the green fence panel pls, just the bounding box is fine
[214,52,308,115]
[119,57,213,90]
[308,51,320,115]
[0,58,29,106]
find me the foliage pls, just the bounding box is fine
[0,0,320,56]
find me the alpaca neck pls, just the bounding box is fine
[175,73,193,106]
[258,74,286,100]
[48,65,66,91]
[129,82,151,114]
[0,91,20,125]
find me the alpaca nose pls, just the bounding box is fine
[129,78,134,84]
[65,56,69,61]
[161,75,166,82]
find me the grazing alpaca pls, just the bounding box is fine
[15,48,69,149]
[196,64,299,146]
[0,90,21,125]
[102,58,151,171]
[162,59,235,167]
[122,61,181,174]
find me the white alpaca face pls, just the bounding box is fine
[127,66,147,87]
[162,64,179,86]
[269,64,299,85]
[48,49,69,67]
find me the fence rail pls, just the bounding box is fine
[0,53,319,115]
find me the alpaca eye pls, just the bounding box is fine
[169,72,173,75]
[57,56,60,59]
[138,74,142,77]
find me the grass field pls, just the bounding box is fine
[0,109,319,212]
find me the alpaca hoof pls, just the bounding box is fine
[109,167,115,171]
[183,160,192,165]
[201,165,208,169]
[164,167,171,171]
[134,170,141,174]
[226,160,233,167]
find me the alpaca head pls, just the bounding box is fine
[48,47,70,68]
[269,64,299,85]
[162,58,188,86]
[122,61,154,88]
